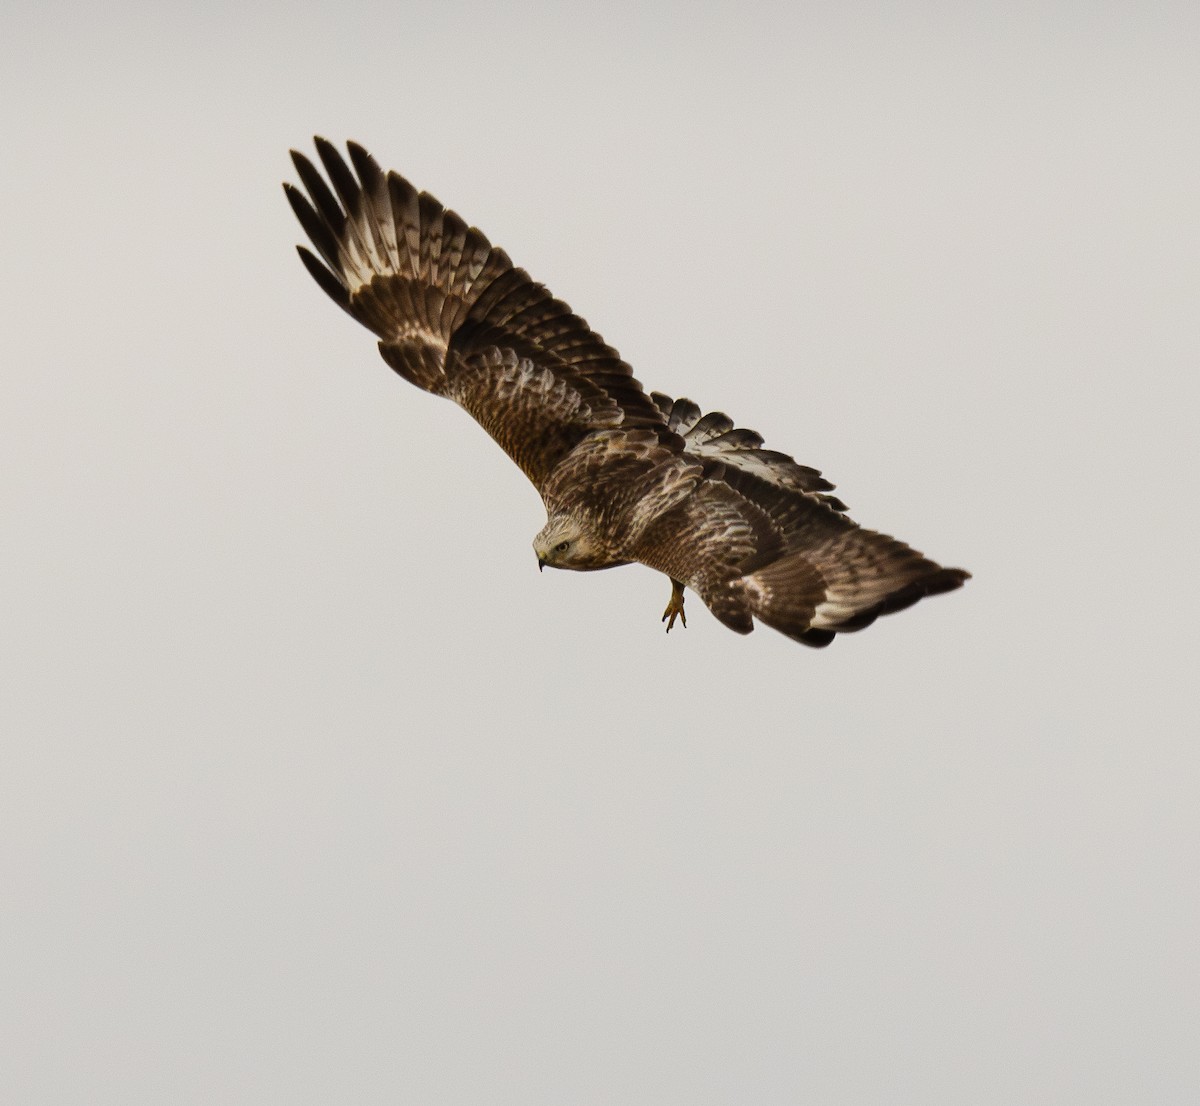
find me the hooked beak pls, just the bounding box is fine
[537,556,545,572]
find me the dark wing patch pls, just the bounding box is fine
[285,139,668,492]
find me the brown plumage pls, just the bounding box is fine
[284,138,969,647]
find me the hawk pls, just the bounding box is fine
[284,139,968,646]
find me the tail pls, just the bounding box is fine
[283,137,513,393]
[740,527,970,647]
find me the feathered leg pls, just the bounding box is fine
[662,578,687,632]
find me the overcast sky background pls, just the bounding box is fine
[2,2,1197,1103]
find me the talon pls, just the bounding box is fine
[662,579,687,633]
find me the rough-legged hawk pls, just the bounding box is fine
[284,139,968,646]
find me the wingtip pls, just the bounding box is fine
[346,140,383,187]
[282,180,316,227]
[296,245,352,311]
[289,147,317,180]
[312,136,345,170]
[941,567,972,588]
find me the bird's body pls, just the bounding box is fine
[285,139,968,646]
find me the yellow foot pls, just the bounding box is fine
[661,580,687,633]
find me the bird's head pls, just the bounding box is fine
[533,513,609,572]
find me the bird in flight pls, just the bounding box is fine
[284,138,968,646]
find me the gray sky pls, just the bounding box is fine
[3,1,1197,1103]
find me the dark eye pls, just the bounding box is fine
[555,540,570,553]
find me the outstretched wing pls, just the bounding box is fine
[284,138,668,490]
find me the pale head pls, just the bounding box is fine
[533,512,611,572]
